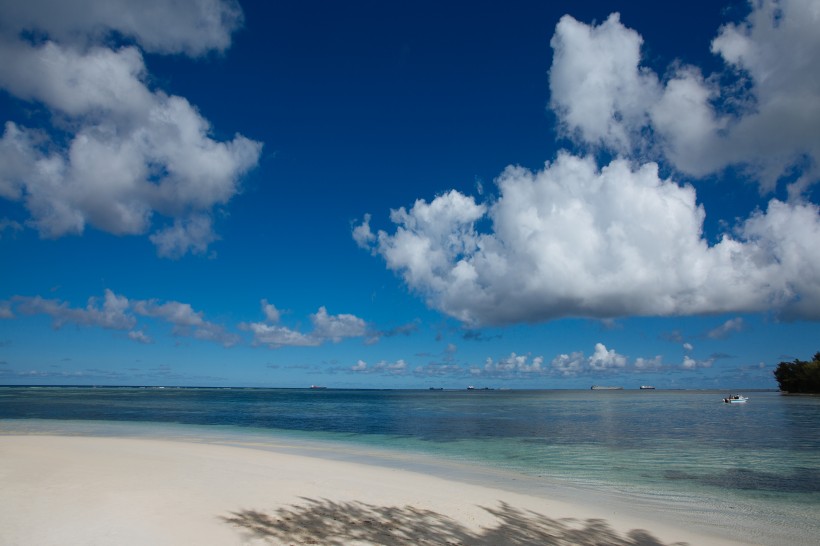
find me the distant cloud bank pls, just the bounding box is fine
[0,290,742,381]
[4,290,374,349]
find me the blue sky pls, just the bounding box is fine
[1,0,819,389]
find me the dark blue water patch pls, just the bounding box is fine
[664,467,820,493]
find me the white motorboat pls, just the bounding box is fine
[723,394,748,404]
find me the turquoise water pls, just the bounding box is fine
[2,387,818,544]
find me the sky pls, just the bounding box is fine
[1,0,819,389]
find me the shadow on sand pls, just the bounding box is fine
[222,498,687,545]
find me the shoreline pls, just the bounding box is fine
[1,432,752,545]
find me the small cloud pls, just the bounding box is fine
[350,359,406,375]
[15,289,135,330]
[311,307,367,343]
[242,306,369,349]
[133,298,239,347]
[682,356,715,369]
[707,317,745,339]
[599,318,622,330]
[352,214,376,250]
[550,343,629,377]
[241,321,320,348]
[261,299,281,323]
[634,355,663,369]
[128,330,152,344]
[483,352,545,376]
[551,351,586,377]
[588,343,627,371]
[149,215,220,260]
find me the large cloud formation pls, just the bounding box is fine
[0,0,261,257]
[550,1,820,195]
[356,0,820,326]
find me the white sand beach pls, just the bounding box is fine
[0,435,749,545]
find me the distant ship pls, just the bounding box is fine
[591,385,623,390]
[309,385,327,390]
[640,385,656,390]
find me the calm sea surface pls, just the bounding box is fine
[2,387,819,544]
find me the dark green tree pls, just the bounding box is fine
[773,352,820,393]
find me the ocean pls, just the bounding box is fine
[2,387,818,544]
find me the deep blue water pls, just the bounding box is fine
[2,387,819,544]
[3,387,817,450]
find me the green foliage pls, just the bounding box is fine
[774,352,820,393]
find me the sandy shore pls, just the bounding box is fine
[0,434,747,545]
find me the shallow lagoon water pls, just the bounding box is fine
[2,387,818,544]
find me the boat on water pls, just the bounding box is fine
[591,385,623,390]
[640,385,655,390]
[723,394,748,404]
[309,385,327,390]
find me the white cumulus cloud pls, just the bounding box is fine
[483,353,544,375]
[682,355,715,369]
[588,342,627,371]
[549,13,659,153]
[241,322,321,348]
[634,355,663,369]
[0,0,243,56]
[358,153,820,325]
[0,0,261,257]
[356,1,820,327]
[310,307,368,342]
[241,301,370,348]
[128,330,152,344]
[549,343,627,377]
[550,0,820,195]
